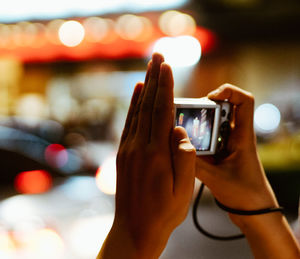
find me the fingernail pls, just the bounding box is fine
[160,62,166,70]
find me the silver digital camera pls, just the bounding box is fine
[174,97,232,155]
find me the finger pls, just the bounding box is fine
[136,53,164,142]
[128,61,151,138]
[208,83,255,141]
[151,63,174,143]
[120,82,143,144]
[171,126,196,197]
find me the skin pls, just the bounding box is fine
[97,53,196,259]
[196,84,300,259]
[98,56,300,259]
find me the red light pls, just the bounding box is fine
[44,144,68,168]
[195,27,217,53]
[14,170,52,194]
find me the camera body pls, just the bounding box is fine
[174,97,231,155]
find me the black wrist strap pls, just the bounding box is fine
[193,183,285,241]
[215,199,284,216]
[193,183,245,240]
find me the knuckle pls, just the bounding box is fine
[247,92,255,103]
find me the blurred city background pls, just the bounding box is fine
[0,0,299,258]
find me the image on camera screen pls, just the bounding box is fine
[175,108,215,151]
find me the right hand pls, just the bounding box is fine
[196,84,279,217]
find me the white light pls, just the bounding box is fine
[96,155,117,195]
[115,14,143,40]
[83,17,109,42]
[0,0,187,23]
[159,10,196,36]
[16,94,48,119]
[254,103,281,133]
[68,215,114,258]
[58,176,101,201]
[152,36,201,67]
[0,195,37,225]
[58,20,85,47]
[24,228,64,259]
[0,229,15,257]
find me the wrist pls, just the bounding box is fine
[229,209,284,231]
[98,219,169,259]
[229,212,300,258]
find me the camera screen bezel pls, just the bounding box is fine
[174,98,221,155]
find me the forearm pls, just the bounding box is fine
[97,227,140,259]
[231,212,300,259]
[97,221,168,259]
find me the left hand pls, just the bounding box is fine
[99,53,196,259]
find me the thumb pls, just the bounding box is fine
[171,126,196,196]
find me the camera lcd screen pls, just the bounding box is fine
[175,108,215,151]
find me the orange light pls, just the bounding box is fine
[14,170,52,194]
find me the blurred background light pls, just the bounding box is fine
[0,0,188,23]
[0,195,37,225]
[68,214,113,258]
[83,17,109,43]
[254,103,281,134]
[159,10,196,36]
[95,155,116,195]
[16,94,48,119]
[46,19,65,45]
[44,144,68,168]
[115,14,153,41]
[24,228,64,259]
[58,20,85,47]
[14,170,52,194]
[0,229,15,258]
[152,36,201,67]
[18,22,38,46]
[58,176,101,202]
[0,24,11,48]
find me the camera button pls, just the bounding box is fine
[221,109,226,117]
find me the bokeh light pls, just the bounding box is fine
[24,228,64,259]
[115,14,152,41]
[0,228,15,257]
[46,19,65,45]
[95,155,116,195]
[16,94,48,118]
[0,195,37,226]
[68,215,113,258]
[58,176,101,202]
[58,20,85,47]
[159,10,196,36]
[44,144,68,168]
[18,21,38,46]
[83,17,109,43]
[254,103,281,134]
[0,24,11,48]
[14,170,52,194]
[152,36,201,67]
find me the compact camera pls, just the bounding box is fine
[174,97,232,155]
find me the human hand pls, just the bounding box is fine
[99,53,196,259]
[195,84,300,259]
[196,84,278,217]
